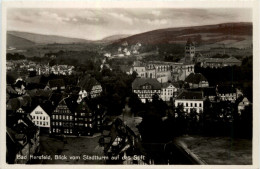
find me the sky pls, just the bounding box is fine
[7,8,252,40]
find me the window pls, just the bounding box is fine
[46,122,48,125]
[190,103,193,107]
[43,117,45,120]
[53,128,55,132]
[40,121,42,125]
[37,116,39,120]
[195,103,197,107]
[199,103,202,107]
[70,116,73,120]
[186,103,188,107]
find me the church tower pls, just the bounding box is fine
[185,38,195,63]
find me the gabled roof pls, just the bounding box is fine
[48,79,65,88]
[78,75,101,92]
[161,82,179,89]
[185,73,208,84]
[176,90,203,100]
[132,78,161,90]
[186,38,194,46]
[217,85,236,94]
[203,87,217,96]
[133,61,145,67]
[25,76,42,84]
[49,92,64,107]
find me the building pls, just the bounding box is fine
[13,79,26,95]
[185,73,209,88]
[77,75,102,100]
[202,87,217,102]
[160,82,179,101]
[74,100,96,136]
[174,90,204,113]
[45,79,65,91]
[6,113,40,164]
[198,57,242,68]
[50,97,77,135]
[217,85,237,102]
[238,97,251,115]
[132,78,161,103]
[102,117,146,164]
[184,38,196,63]
[131,61,146,78]
[30,105,51,128]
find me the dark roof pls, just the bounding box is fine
[48,79,65,88]
[161,82,179,89]
[200,57,242,63]
[78,75,100,92]
[186,38,194,46]
[64,96,78,113]
[25,76,42,84]
[217,85,236,94]
[27,89,52,98]
[132,78,161,90]
[176,90,203,100]
[203,87,217,96]
[14,80,26,88]
[133,61,145,67]
[185,73,208,84]
[49,93,64,107]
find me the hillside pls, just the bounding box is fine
[101,34,131,42]
[7,34,35,49]
[7,31,91,44]
[105,22,252,53]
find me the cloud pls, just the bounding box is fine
[109,12,133,25]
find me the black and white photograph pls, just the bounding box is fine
[1,1,259,168]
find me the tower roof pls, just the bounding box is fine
[186,38,194,46]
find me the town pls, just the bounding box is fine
[4,6,254,165]
[6,36,253,164]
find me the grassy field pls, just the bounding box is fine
[174,135,252,165]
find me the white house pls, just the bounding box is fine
[30,105,50,128]
[160,82,179,101]
[238,97,250,115]
[175,91,204,113]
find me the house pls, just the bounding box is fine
[6,113,40,164]
[30,105,51,128]
[102,118,146,164]
[50,97,77,135]
[13,79,26,95]
[160,82,179,101]
[238,97,251,115]
[77,75,102,100]
[45,79,65,91]
[174,90,204,113]
[185,73,209,88]
[217,85,237,102]
[198,57,242,68]
[132,78,161,103]
[202,87,217,101]
[74,100,96,136]
[131,61,146,78]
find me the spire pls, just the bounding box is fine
[186,38,194,46]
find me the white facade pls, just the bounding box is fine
[175,100,203,113]
[160,84,178,101]
[30,105,50,128]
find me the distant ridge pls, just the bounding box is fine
[7,31,91,44]
[104,22,252,51]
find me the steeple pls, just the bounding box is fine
[185,38,195,63]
